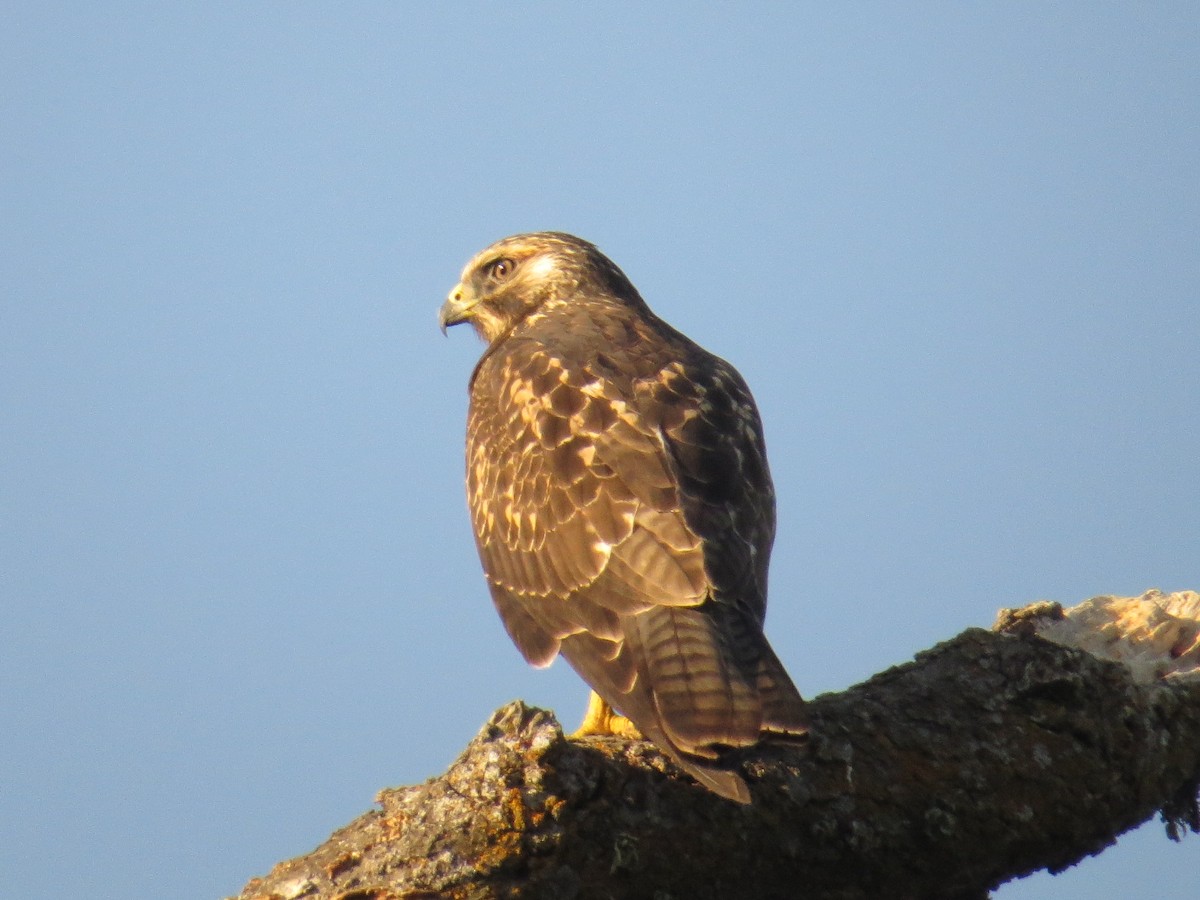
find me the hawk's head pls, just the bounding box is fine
[439,232,641,343]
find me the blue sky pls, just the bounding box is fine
[3,4,1197,897]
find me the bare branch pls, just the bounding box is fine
[232,590,1200,900]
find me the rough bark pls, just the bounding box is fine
[231,590,1200,900]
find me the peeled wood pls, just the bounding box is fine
[231,590,1200,900]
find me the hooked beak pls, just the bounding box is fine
[438,283,475,335]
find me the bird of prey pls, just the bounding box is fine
[439,232,807,802]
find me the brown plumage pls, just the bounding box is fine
[439,232,807,802]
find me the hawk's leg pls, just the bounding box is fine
[570,691,643,739]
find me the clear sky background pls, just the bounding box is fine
[3,4,1197,898]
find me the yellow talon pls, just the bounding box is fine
[570,691,643,740]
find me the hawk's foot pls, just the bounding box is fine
[570,691,643,740]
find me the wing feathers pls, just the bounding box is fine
[465,306,806,802]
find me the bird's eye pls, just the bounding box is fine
[488,258,516,281]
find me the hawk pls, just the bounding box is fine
[439,232,807,802]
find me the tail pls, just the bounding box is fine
[561,604,807,803]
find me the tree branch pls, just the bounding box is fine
[231,590,1200,900]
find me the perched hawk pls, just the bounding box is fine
[439,232,807,802]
